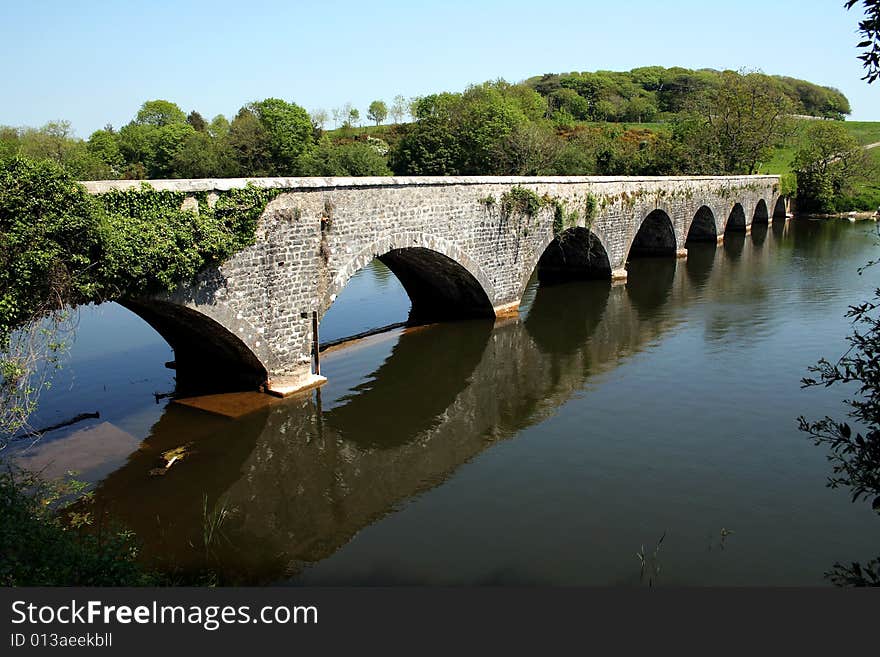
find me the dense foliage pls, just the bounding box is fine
[0,157,103,339]
[0,156,279,344]
[0,467,153,585]
[793,122,872,213]
[0,68,856,186]
[526,66,850,122]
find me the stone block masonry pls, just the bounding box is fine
[82,175,783,395]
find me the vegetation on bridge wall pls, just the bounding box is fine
[0,156,279,436]
[0,156,279,341]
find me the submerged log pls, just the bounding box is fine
[12,412,100,441]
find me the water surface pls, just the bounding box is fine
[8,218,880,585]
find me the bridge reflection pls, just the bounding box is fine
[89,227,793,583]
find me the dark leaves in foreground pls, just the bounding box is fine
[799,275,880,585]
[845,0,880,83]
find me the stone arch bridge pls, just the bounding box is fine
[83,175,785,396]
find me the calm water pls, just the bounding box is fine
[7,218,880,585]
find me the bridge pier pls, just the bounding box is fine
[611,268,628,285]
[266,373,327,398]
[493,301,521,317]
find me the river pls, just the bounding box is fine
[7,218,880,585]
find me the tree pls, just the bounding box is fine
[117,100,195,178]
[310,108,328,131]
[390,95,408,123]
[494,122,562,175]
[678,70,794,174]
[0,158,104,435]
[846,0,880,83]
[186,111,208,132]
[87,128,124,176]
[134,100,187,127]
[348,107,360,128]
[249,98,314,175]
[367,100,388,126]
[171,129,235,178]
[793,122,870,213]
[226,106,272,176]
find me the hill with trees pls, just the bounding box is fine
[0,68,875,210]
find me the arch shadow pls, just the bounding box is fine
[686,205,718,244]
[725,203,747,234]
[524,280,611,356]
[684,242,717,289]
[535,227,611,285]
[378,248,495,323]
[120,298,268,395]
[626,258,677,318]
[753,199,769,225]
[629,209,677,259]
[329,241,496,326]
[773,197,787,221]
[323,320,492,449]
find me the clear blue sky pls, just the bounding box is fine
[2,0,877,136]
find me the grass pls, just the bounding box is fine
[758,119,880,176]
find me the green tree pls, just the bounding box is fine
[367,100,388,126]
[186,111,208,132]
[87,127,124,177]
[172,129,235,178]
[0,157,103,342]
[678,70,794,174]
[134,100,187,127]
[301,137,391,176]
[249,98,314,174]
[227,107,272,176]
[118,101,195,178]
[793,122,871,213]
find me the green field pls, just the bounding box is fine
[759,119,880,175]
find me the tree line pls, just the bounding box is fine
[0,68,873,212]
[526,66,851,124]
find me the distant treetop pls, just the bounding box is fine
[524,67,851,122]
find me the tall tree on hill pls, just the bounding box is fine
[390,95,408,124]
[367,100,388,126]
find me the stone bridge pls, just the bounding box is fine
[83,175,785,396]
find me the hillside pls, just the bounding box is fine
[525,67,851,123]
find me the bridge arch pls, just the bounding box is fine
[628,209,677,258]
[753,199,769,224]
[533,227,612,285]
[772,196,787,221]
[327,234,496,324]
[686,205,718,243]
[725,203,747,234]
[120,297,268,394]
